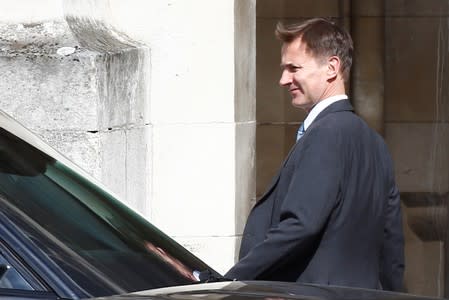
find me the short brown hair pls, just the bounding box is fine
[276,18,353,82]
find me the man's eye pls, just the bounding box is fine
[281,65,301,72]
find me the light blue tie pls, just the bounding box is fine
[296,123,305,141]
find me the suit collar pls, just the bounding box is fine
[303,96,348,130]
[312,99,354,125]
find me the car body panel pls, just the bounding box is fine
[95,281,441,300]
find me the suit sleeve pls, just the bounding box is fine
[379,170,405,291]
[225,127,342,280]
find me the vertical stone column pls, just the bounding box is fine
[63,0,152,215]
[145,0,256,273]
[350,0,385,134]
[234,0,257,261]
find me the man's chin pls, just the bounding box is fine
[291,101,313,113]
[291,100,306,109]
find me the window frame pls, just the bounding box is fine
[0,207,77,299]
[0,229,48,292]
[0,288,58,300]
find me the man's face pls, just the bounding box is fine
[279,37,329,112]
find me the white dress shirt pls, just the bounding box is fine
[303,95,348,131]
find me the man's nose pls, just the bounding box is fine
[279,70,291,86]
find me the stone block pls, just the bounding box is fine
[0,22,98,131]
[351,16,385,133]
[385,17,447,122]
[97,126,152,216]
[257,0,340,18]
[351,0,384,17]
[125,126,153,216]
[406,205,447,242]
[98,128,127,201]
[0,19,152,217]
[151,123,236,237]
[401,201,444,296]
[235,0,256,123]
[95,47,150,130]
[235,122,256,235]
[404,238,443,296]
[386,0,449,17]
[385,123,449,193]
[135,1,235,124]
[35,128,101,178]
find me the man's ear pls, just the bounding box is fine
[327,56,340,80]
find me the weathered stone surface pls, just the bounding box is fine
[98,125,152,214]
[0,21,98,131]
[35,128,101,178]
[386,123,449,193]
[0,19,151,216]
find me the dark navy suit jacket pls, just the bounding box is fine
[225,100,404,291]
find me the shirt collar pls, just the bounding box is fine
[303,95,348,130]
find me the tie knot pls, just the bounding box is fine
[296,123,305,141]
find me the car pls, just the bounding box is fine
[0,109,443,300]
[0,109,221,300]
[94,280,441,300]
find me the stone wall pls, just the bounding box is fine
[0,0,256,274]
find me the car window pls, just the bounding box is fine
[0,253,33,290]
[0,128,216,298]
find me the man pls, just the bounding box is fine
[225,18,404,291]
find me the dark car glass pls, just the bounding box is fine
[0,128,213,297]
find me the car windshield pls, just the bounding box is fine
[0,125,213,297]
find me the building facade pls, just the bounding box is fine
[1,0,448,297]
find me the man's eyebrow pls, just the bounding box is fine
[280,63,299,69]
